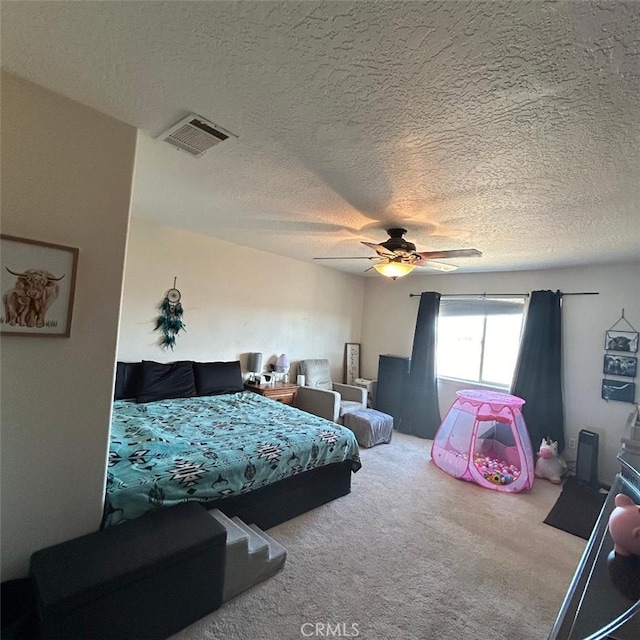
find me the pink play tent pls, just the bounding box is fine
[431,390,534,492]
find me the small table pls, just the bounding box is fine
[244,382,299,406]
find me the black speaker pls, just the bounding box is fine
[576,429,599,489]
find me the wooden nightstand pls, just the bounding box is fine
[244,382,299,406]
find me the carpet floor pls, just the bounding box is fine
[173,433,586,640]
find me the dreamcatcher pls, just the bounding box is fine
[154,277,185,349]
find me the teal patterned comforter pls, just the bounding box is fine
[104,391,361,526]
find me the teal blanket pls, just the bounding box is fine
[104,391,361,526]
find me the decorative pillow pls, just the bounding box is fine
[301,359,333,391]
[114,362,143,400]
[136,360,197,403]
[193,361,244,396]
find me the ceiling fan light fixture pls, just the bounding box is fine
[373,260,416,280]
[315,229,481,276]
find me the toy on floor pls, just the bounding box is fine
[607,493,640,601]
[474,453,521,485]
[608,493,640,557]
[534,438,567,484]
[431,390,534,493]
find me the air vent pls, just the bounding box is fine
[159,114,236,157]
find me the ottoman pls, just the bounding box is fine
[30,502,227,640]
[344,408,393,448]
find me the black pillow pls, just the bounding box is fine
[114,362,143,400]
[136,360,197,403]
[193,361,244,396]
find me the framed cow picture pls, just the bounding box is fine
[605,329,638,353]
[602,379,636,404]
[1,235,79,337]
[603,354,637,378]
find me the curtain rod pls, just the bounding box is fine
[408,292,599,298]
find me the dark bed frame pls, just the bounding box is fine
[201,460,352,530]
[110,361,353,530]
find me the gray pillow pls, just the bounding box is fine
[301,359,332,391]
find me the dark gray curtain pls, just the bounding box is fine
[510,290,565,453]
[398,292,441,438]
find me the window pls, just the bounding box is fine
[437,297,526,388]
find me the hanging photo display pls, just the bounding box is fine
[602,310,637,403]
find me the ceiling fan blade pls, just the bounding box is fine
[313,256,376,261]
[415,248,482,260]
[416,260,458,272]
[361,241,396,259]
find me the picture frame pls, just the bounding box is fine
[602,379,636,404]
[605,329,638,353]
[344,342,361,385]
[603,354,637,378]
[1,235,79,337]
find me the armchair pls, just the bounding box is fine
[295,359,366,423]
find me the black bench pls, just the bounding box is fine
[30,503,226,639]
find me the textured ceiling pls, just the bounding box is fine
[2,1,639,276]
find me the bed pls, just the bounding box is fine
[103,360,361,529]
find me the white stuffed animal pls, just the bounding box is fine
[535,438,567,484]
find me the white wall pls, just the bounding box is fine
[0,76,633,583]
[361,263,640,484]
[0,73,136,579]
[117,217,365,383]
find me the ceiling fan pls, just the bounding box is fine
[314,228,482,279]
